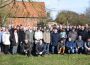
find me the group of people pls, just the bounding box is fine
[0,24,90,57]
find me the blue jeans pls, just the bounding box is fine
[45,43,50,54]
[68,47,77,54]
[12,46,18,54]
[51,46,57,54]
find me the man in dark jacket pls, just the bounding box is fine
[51,28,60,54]
[18,25,25,53]
[10,29,18,54]
[36,40,45,56]
[79,26,88,42]
[23,39,31,56]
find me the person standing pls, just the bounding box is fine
[18,25,25,53]
[10,29,18,54]
[34,28,44,55]
[24,27,34,56]
[79,26,88,42]
[2,28,10,54]
[43,28,51,54]
[51,28,60,54]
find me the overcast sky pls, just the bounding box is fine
[17,0,90,19]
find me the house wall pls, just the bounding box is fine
[7,18,40,27]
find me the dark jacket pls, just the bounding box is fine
[23,43,30,51]
[51,32,60,46]
[10,31,19,46]
[79,30,88,42]
[36,43,45,53]
[88,29,90,39]
[66,41,77,48]
[18,29,25,43]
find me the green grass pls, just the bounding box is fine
[0,54,90,65]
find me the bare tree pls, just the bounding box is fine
[85,1,90,18]
[85,7,90,18]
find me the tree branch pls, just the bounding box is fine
[0,0,14,8]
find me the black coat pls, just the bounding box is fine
[51,32,60,46]
[23,43,30,51]
[10,31,18,46]
[18,29,25,43]
[88,30,90,39]
[79,30,88,42]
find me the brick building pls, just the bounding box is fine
[7,1,47,27]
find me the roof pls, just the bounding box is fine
[8,1,47,18]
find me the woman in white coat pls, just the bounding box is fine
[2,28,10,54]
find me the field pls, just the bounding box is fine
[0,54,90,65]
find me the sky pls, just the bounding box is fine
[34,0,90,19]
[17,0,90,19]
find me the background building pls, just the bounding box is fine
[7,1,47,27]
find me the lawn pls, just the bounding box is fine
[0,54,90,65]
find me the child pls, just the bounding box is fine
[57,38,65,55]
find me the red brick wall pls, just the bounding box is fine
[7,18,39,27]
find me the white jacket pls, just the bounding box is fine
[34,31,43,40]
[2,32,10,45]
